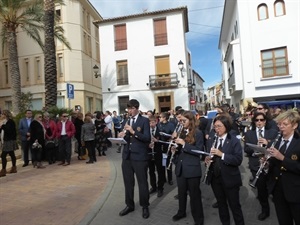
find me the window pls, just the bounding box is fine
[5,62,9,84]
[117,60,128,85]
[261,47,289,78]
[155,56,170,86]
[55,9,61,22]
[87,13,91,32]
[153,18,168,46]
[118,96,129,114]
[24,58,29,82]
[35,57,41,80]
[257,4,269,20]
[57,53,64,77]
[274,0,286,17]
[114,24,127,51]
[96,43,100,61]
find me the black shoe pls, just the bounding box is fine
[119,206,134,216]
[212,202,218,208]
[22,163,29,167]
[102,152,106,156]
[149,188,157,194]
[172,213,186,221]
[142,207,149,219]
[174,194,179,200]
[86,161,94,164]
[258,212,269,221]
[168,180,173,185]
[157,190,163,197]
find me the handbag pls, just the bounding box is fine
[32,140,42,149]
[45,140,56,149]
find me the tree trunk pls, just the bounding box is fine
[44,0,57,110]
[7,31,22,115]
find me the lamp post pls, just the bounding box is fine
[178,60,184,78]
[93,65,101,78]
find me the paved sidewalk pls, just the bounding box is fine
[0,150,111,225]
[0,145,279,225]
[87,149,279,225]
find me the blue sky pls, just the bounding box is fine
[89,0,224,88]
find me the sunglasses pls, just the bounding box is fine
[63,115,68,117]
[256,107,264,110]
[255,119,265,122]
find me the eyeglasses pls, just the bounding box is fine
[255,119,265,122]
[214,125,224,129]
[256,107,264,110]
[278,122,291,127]
[181,119,187,123]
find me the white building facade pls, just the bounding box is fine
[0,0,102,113]
[219,0,300,112]
[95,7,193,114]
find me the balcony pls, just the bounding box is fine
[148,73,180,90]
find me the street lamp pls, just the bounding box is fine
[178,60,184,77]
[93,65,101,78]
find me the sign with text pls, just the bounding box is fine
[67,83,74,99]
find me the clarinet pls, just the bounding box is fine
[202,134,218,183]
[167,126,186,170]
[249,132,281,188]
[122,116,131,135]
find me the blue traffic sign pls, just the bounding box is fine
[67,83,74,99]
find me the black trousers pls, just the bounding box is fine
[148,152,165,191]
[1,151,16,169]
[85,140,96,162]
[211,176,244,225]
[273,178,300,225]
[58,135,72,163]
[21,140,30,164]
[31,147,43,163]
[176,175,204,225]
[251,170,270,213]
[121,159,149,209]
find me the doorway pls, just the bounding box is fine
[158,95,171,113]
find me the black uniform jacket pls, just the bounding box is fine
[206,132,243,188]
[121,114,151,161]
[174,129,204,178]
[267,132,300,203]
[244,128,278,172]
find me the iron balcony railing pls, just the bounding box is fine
[148,73,180,89]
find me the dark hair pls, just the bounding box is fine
[251,112,267,129]
[175,108,185,116]
[182,111,196,144]
[127,99,139,109]
[160,112,169,120]
[213,115,232,133]
[96,111,103,119]
[175,106,182,112]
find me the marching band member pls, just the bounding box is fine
[244,112,278,220]
[171,111,205,225]
[148,115,169,197]
[267,110,300,225]
[205,115,244,225]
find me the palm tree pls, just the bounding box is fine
[43,0,70,109]
[0,0,44,115]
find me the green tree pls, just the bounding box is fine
[44,0,71,110]
[0,0,45,115]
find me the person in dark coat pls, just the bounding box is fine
[172,111,205,225]
[0,110,18,177]
[118,99,151,219]
[73,112,84,160]
[244,112,278,221]
[266,110,300,225]
[205,115,244,225]
[29,113,46,169]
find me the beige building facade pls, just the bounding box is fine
[0,0,102,114]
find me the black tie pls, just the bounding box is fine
[151,128,155,137]
[213,138,223,177]
[130,117,135,126]
[279,140,289,154]
[258,129,263,138]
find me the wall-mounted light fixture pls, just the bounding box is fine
[93,65,101,78]
[146,83,149,86]
[178,60,184,77]
[108,88,111,91]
